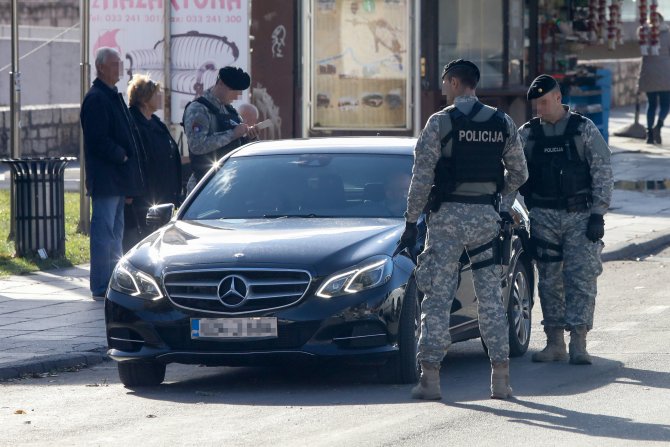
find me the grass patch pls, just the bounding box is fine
[0,191,89,277]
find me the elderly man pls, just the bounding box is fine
[183,66,259,193]
[238,102,259,126]
[80,47,145,301]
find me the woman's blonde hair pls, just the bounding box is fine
[127,74,161,107]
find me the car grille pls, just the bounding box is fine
[163,268,312,314]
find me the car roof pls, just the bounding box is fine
[233,137,417,157]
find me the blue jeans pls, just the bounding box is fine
[646,91,670,129]
[90,195,125,296]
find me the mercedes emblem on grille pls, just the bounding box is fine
[218,275,249,307]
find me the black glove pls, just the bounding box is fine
[586,213,605,242]
[394,221,418,256]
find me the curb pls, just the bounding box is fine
[0,351,108,381]
[602,229,670,262]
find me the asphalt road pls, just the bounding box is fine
[2,247,670,446]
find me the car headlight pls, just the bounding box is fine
[316,256,393,298]
[110,260,163,300]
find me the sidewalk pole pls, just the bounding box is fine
[78,0,91,235]
[163,1,172,128]
[8,0,21,242]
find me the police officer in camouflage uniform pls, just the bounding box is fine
[401,60,528,400]
[183,66,259,193]
[519,74,613,365]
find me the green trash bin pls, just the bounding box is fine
[1,157,75,258]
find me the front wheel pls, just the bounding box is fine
[507,259,532,357]
[379,278,420,384]
[117,361,166,387]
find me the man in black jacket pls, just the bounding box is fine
[80,47,145,301]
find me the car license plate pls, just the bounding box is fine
[191,317,278,339]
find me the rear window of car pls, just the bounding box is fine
[182,153,413,219]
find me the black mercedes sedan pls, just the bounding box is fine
[105,137,535,387]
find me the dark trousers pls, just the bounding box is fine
[646,91,670,129]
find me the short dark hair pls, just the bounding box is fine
[445,64,479,89]
[442,59,480,89]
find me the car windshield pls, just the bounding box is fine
[182,153,413,220]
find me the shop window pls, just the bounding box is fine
[307,0,413,130]
[438,0,504,89]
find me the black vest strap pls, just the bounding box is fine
[193,96,220,115]
[468,240,494,257]
[439,102,485,147]
[531,236,563,262]
[469,239,497,270]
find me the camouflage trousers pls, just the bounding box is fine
[531,208,604,331]
[415,203,510,364]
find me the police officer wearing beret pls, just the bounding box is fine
[519,74,613,365]
[402,59,528,400]
[183,66,259,193]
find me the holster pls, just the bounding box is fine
[497,220,513,266]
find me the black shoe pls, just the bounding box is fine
[653,126,662,145]
[646,129,655,144]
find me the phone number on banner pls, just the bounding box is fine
[91,13,164,23]
[171,14,242,23]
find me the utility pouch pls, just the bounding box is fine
[559,169,579,197]
[427,186,442,214]
[565,194,592,213]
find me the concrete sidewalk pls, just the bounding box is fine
[603,104,670,261]
[1,105,670,381]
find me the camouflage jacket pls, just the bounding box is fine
[405,95,528,223]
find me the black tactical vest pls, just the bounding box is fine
[434,102,507,204]
[185,97,247,181]
[525,113,592,207]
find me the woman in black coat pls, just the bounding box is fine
[123,74,182,251]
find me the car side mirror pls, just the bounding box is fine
[146,203,174,229]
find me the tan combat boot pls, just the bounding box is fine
[490,360,513,399]
[569,325,593,365]
[411,362,441,400]
[531,327,569,362]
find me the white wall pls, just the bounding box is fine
[0,31,80,106]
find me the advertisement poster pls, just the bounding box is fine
[311,0,410,130]
[90,0,249,124]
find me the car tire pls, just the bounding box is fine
[379,277,420,384]
[117,361,166,387]
[507,258,532,357]
[480,257,532,357]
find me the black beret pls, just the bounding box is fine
[218,66,250,91]
[527,74,558,100]
[441,59,480,82]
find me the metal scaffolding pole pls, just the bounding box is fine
[8,0,21,241]
[77,0,91,234]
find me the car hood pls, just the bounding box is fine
[127,218,404,277]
